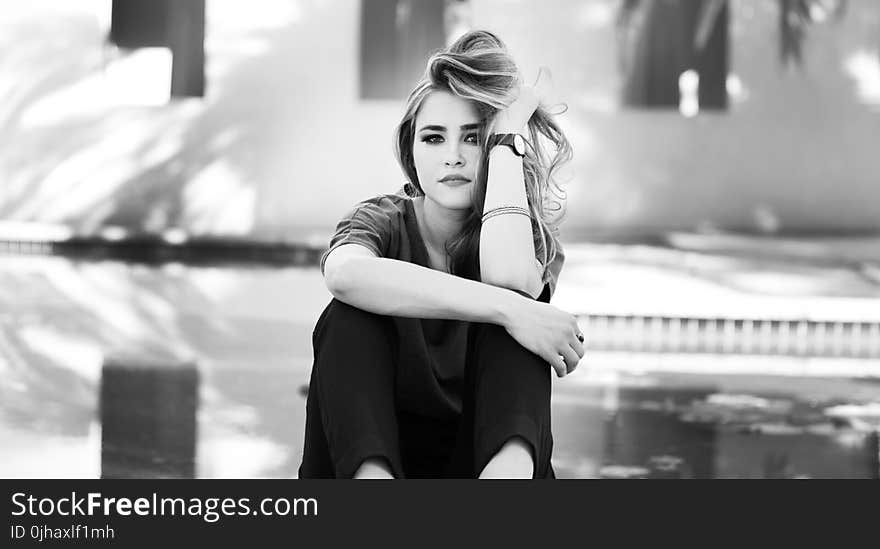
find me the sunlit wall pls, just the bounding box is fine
[1,0,879,241]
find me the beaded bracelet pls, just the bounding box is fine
[481,205,531,224]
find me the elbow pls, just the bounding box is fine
[481,258,543,298]
[324,272,348,301]
[323,258,357,299]
[480,272,534,296]
[480,250,538,296]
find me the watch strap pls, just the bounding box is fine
[488,133,525,156]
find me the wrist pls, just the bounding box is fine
[487,284,520,327]
[488,145,521,161]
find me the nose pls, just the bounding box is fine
[443,143,465,167]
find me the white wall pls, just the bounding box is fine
[2,0,879,241]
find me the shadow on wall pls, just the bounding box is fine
[3,0,880,241]
[0,2,316,240]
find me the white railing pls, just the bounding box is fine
[580,315,880,358]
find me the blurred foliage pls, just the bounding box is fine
[617,0,851,73]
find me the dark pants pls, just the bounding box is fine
[298,298,554,479]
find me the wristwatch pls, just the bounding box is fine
[487,133,527,157]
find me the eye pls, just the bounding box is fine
[464,133,478,144]
[420,134,443,144]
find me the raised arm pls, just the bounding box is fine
[479,132,541,296]
[323,244,583,377]
[479,72,549,297]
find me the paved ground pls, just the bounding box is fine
[2,236,879,478]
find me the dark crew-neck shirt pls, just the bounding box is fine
[320,191,565,419]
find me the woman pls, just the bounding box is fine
[298,30,584,479]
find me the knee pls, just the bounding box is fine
[311,299,398,376]
[315,299,394,342]
[468,323,549,389]
[472,323,543,366]
[472,322,511,347]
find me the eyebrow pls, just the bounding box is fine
[418,123,482,132]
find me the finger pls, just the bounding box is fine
[567,344,583,374]
[561,346,580,374]
[546,354,566,378]
[570,335,585,358]
[533,66,550,88]
[532,66,554,102]
[532,66,543,87]
[556,355,568,378]
[570,320,586,356]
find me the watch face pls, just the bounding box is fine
[513,134,526,156]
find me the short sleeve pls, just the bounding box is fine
[320,200,395,274]
[543,237,565,299]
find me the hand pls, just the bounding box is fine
[493,66,556,133]
[501,295,586,378]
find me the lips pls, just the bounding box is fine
[439,175,472,184]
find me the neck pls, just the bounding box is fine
[414,196,469,253]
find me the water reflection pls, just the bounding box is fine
[0,255,320,478]
[602,386,717,478]
[552,374,880,479]
[2,253,879,478]
[100,353,198,479]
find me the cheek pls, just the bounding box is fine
[412,146,432,177]
[465,148,483,167]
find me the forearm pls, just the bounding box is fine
[479,135,538,290]
[329,256,518,325]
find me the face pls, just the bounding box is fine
[412,90,483,211]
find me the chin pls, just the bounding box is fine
[427,183,474,210]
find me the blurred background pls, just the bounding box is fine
[2,0,879,478]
